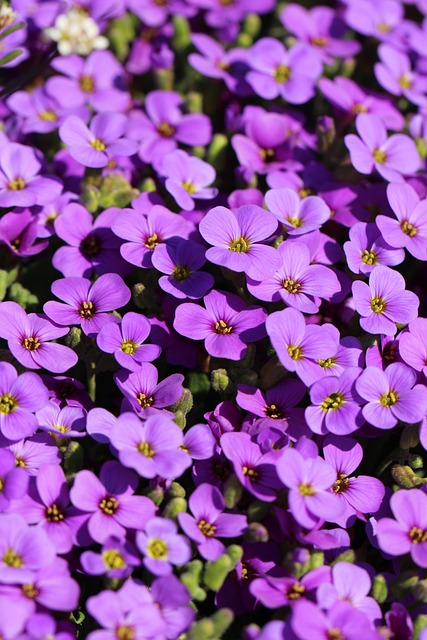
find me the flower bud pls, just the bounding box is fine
[203,554,233,591]
[244,522,269,543]
[370,574,388,603]
[162,497,187,519]
[211,368,234,393]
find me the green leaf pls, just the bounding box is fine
[0,48,22,66]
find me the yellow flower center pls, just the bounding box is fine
[116,626,135,640]
[287,583,306,599]
[286,216,303,228]
[136,393,154,408]
[147,538,168,559]
[282,277,301,294]
[298,187,314,198]
[157,122,175,137]
[182,181,197,194]
[318,357,336,369]
[198,519,216,537]
[229,236,250,253]
[172,265,191,281]
[39,110,57,121]
[90,138,106,151]
[99,496,119,516]
[145,232,160,249]
[3,547,23,567]
[320,391,345,412]
[409,526,427,544]
[79,75,95,92]
[274,64,291,83]
[0,393,17,414]
[361,249,378,265]
[370,296,387,314]
[121,340,138,355]
[214,319,233,334]
[242,466,259,482]
[327,630,345,640]
[7,177,26,191]
[377,21,391,32]
[379,390,398,407]
[137,441,155,457]
[260,147,275,162]
[21,336,40,351]
[287,344,303,360]
[79,301,95,318]
[45,503,65,522]
[373,148,386,164]
[332,473,349,493]
[309,35,328,46]
[399,74,412,89]
[22,583,39,599]
[265,403,282,419]
[400,220,417,237]
[102,549,126,569]
[351,103,368,114]
[15,457,26,468]
[298,482,315,496]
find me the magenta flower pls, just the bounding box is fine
[377,489,427,567]
[199,204,280,280]
[305,368,364,436]
[356,363,427,429]
[178,483,247,561]
[292,599,381,640]
[277,448,344,528]
[59,113,138,168]
[43,273,130,337]
[109,412,192,479]
[344,114,421,182]
[323,436,385,528]
[399,318,427,375]
[376,182,427,261]
[136,517,191,576]
[0,142,62,208]
[97,312,161,372]
[220,432,283,501]
[374,44,427,106]
[159,149,218,211]
[0,301,78,373]
[0,209,49,258]
[52,204,128,278]
[343,221,405,275]
[112,203,189,269]
[352,266,419,336]
[266,308,339,386]
[130,90,212,169]
[173,289,267,361]
[114,364,184,418]
[151,239,214,299]
[265,188,330,235]
[250,566,330,610]
[70,460,156,544]
[0,449,28,513]
[0,362,49,441]
[247,240,340,312]
[247,38,322,103]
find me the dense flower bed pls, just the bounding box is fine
[2,0,427,638]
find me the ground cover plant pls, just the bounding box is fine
[2,0,427,637]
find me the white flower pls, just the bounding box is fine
[44,7,108,56]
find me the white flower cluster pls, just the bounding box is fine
[44,7,108,56]
[0,4,17,30]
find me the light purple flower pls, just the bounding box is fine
[265,188,331,235]
[291,599,382,640]
[344,114,421,183]
[0,301,78,373]
[343,221,405,275]
[352,265,419,336]
[399,318,427,375]
[375,44,427,106]
[35,401,86,439]
[0,449,28,513]
[136,517,191,576]
[159,149,218,211]
[43,273,130,337]
[109,412,191,479]
[0,209,49,258]
[356,362,427,429]
[173,289,267,361]
[97,312,160,371]
[81,536,140,580]
[59,113,138,168]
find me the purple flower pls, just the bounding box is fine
[374,44,427,106]
[81,536,140,580]
[35,401,86,439]
[305,368,364,436]
[352,265,419,336]
[356,363,427,429]
[0,301,78,373]
[247,38,322,103]
[47,50,130,113]
[291,599,381,640]
[0,209,49,258]
[112,202,188,269]
[70,460,156,544]
[59,113,138,168]
[220,432,283,501]
[114,364,184,418]
[97,312,161,371]
[173,289,267,361]
[0,142,62,208]
[250,566,330,609]
[345,0,403,40]
[343,221,405,275]
[323,436,385,528]
[344,114,421,182]
[178,483,247,561]
[159,149,218,210]
[277,448,344,528]
[0,449,28,512]
[199,204,280,280]
[377,489,427,568]
[265,188,330,235]
[130,90,212,169]
[52,204,129,278]
[399,318,427,375]
[109,412,191,479]
[0,362,49,441]
[247,240,340,312]
[376,182,427,261]
[151,239,214,299]
[43,273,130,337]
[136,517,191,576]
[1,432,61,476]
[266,308,339,386]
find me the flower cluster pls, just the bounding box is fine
[2,0,427,638]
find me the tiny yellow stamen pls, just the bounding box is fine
[274,64,291,83]
[198,519,216,536]
[22,336,40,351]
[0,394,17,414]
[99,496,119,515]
[298,482,315,496]
[373,148,386,164]
[137,441,154,457]
[90,138,106,151]
[136,393,154,408]
[400,220,417,237]
[7,177,26,191]
[79,301,95,318]
[79,75,95,92]
[286,216,303,228]
[332,473,349,493]
[361,249,378,265]
[103,549,125,569]
[147,538,168,559]
[370,296,386,314]
[282,277,301,294]
[3,548,23,567]
[320,391,345,412]
[379,390,398,407]
[229,236,250,253]
[182,181,197,194]
[157,122,175,137]
[39,110,57,122]
[287,344,303,360]
[121,340,138,355]
[214,319,233,335]
[172,265,191,281]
